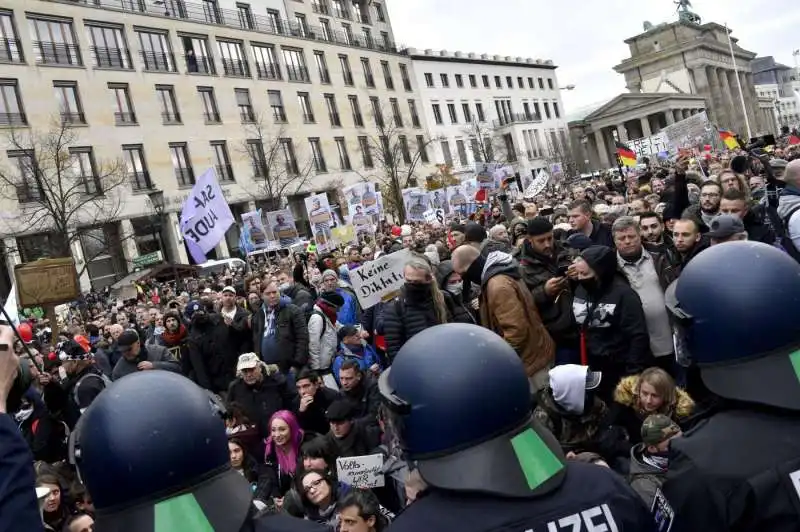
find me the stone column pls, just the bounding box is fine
[616,123,629,143]
[718,68,737,131]
[594,128,611,168]
[166,212,189,264]
[681,109,689,120]
[672,109,682,123]
[640,115,652,137]
[707,67,727,128]
[692,66,715,123]
[746,72,762,132]
[665,110,675,125]
[119,219,141,267]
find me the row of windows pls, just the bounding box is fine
[435,128,568,168]
[0,11,412,91]
[0,77,423,130]
[309,0,387,25]
[429,99,561,126]
[423,71,556,92]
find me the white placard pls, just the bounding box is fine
[336,454,385,489]
[423,208,445,225]
[350,249,412,309]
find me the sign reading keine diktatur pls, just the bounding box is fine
[350,249,412,309]
[336,454,385,489]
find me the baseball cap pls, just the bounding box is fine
[202,287,213,294]
[236,353,260,373]
[117,330,140,350]
[221,286,236,295]
[641,414,681,446]
[707,214,745,239]
[184,301,203,320]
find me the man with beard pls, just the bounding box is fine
[186,300,238,394]
[639,211,681,267]
[672,218,709,271]
[219,286,253,354]
[682,181,721,233]
[154,310,190,374]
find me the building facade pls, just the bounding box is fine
[0,0,426,292]
[407,49,570,180]
[753,56,800,130]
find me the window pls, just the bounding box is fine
[86,24,131,69]
[0,12,23,63]
[440,140,453,166]
[548,78,554,90]
[408,99,420,128]
[335,137,352,170]
[506,76,513,88]
[553,101,561,119]
[533,101,541,119]
[309,137,327,173]
[400,64,412,91]
[69,147,101,196]
[416,135,429,163]
[319,19,333,41]
[447,103,457,124]
[332,0,349,19]
[137,30,175,72]
[374,2,386,22]
[462,103,472,123]
[236,3,254,29]
[517,77,524,89]
[388,98,403,127]
[381,61,394,90]
[54,81,85,125]
[314,51,330,83]
[122,144,151,191]
[218,40,249,77]
[246,139,266,177]
[267,9,283,34]
[470,137,481,162]
[543,102,551,119]
[281,138,299,176]
[283,48,309,82]
[362,28,372,48]
[354,1,370,23]
[8,150,40,203]
[181,35,214,74]
[348,95,363,126]
[432,103,442,125]
[29,17,81,66]
[202,0,221,24]
[324,93,341,126]
[399,135,412,164]
[211,141,233,181]
[295,14,309,38]
[475,102,485,122]
[235,88,255,122]
[440,73,450,88]
[198,86,220,123]
[358,136,373,168]
[527,77,534,89]
[380,31,390,50]
[252,44,281,80]
[494,76,501,88]
[424,73,434,88]
[342,24,354,45]
[453,74,463,88]
[538,77,544,89]
[455,139,468,167]
[503,133,517,161]
[108,83,136,125]
[339,54,354,85]
[468,74,477,88]
[312,0,330,15]
[156,85,181,124]
[298,92,315,123]
[370,96,383,127]
[169,143,194,186]
[361,58,375,88]
[484,136,494,160]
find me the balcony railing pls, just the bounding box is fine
[255,61,281,80]
[0,38,24,63]
[114,112,137,125]
[162,111,182,124]
[175,168,195,187]
[311,2,330,15]
[216,164,234,181]
[286,66,310,82]
[32,41,82,66]
[0,113,27,126]
[302,113,316,123]
[222,58,250,77]
[492,112,543,128]
[129,171,152,191]
[140,50,176,72]
[185,54,215,74]
[65,0,400,54]
[329,112,341,126]
[239,109,255,123]
[90,46,132,69]
[60,112,86,125]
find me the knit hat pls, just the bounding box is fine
[57,338,93,361]
[117,330,140,350]
[319,290,345,308]
[464,222,487,244]
[565,233,593,251]
[326,399,358,422]
[449,222,466,233]
[400,224,413,237]
[526,217,554,236]
[390,225,402,237]
[184,300,203,320]
[321,269,339,281]
[641,414,681,446]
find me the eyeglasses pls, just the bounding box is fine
[303,478,325,494]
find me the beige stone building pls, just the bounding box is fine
[0,0,425,291]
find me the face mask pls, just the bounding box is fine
[279,282,291,293]
[447,282,463,296]
[405,282,431,299]
[154,326,165,336]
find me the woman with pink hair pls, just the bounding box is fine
[263,410,318,507]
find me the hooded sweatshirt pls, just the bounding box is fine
[549,364,589,415]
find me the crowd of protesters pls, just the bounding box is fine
[4,128,800,531]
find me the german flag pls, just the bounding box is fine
[719,129,739,150]
[616,142,637,167]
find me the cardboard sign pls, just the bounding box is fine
[423,208,445,225]
[650,489,674,532]
[350,249,412,309]
[336,454,385,489]
[15,258,80,307]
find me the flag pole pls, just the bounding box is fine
[725,23,752,140]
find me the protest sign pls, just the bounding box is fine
[336,454,385,489]
[180,168,234,263]
[405,191,430,222]
[266,209,300,248]
[351,249,412,309]
[14,258,80,308]
[332,225,357,245]
[305,193,334,251]
[241,210,271,250]
[423,208,445,225]
[524,170,550,199]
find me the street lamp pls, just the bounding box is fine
[147,188,181,290]
[560,84,576,91]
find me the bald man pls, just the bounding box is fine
[777,159,800,261]
[451,244,554,392]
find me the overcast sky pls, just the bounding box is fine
[389,0,800,113]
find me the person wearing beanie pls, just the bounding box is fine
[111,329,181,382]
[463,221,487,249]
[514,217,579,363]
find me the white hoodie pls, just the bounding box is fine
[549,364,589,415]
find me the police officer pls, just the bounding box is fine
[378,323,653,531]
[662,241,800,531]
[70,371,328,532]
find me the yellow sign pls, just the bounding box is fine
[332,225,356,245]
[14,258,80,307]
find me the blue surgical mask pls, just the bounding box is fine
[447,282,463,296]
[279,282,292,293]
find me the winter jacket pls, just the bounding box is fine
[628,443,666,505]
[111,343,181,381]
[479,251,555,378]
[154,324,190,375]
[360,301,387,337]
[568,220,615,248]
[612,375,695,445]
[435,260,477,324]
[284,283,313,312]
[384,285,449,362]
[332,343,381,385]
[187,313,241,392]
[322,417,381,461]
[0,415,41,531]
[295,385,341,435]
[263,432,317,498]
[742,208,776,245]
[335,285,360,326]
[226,371,298,439]
[307,304,339,372]
[515,240,578,346]
[778,186,800,251]
[219,305,254,355]
[342,374,382,426]
[682,203,714,233]
[251,297,309,373]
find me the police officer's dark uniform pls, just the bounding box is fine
[70,371,328,532]
[378,323,653,531]
[662,241,800,531]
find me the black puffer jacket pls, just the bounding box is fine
[227,370,298,439]
[384,285,450,362]
[187,313,238,393]
[284,283,313,311]
[435,261,477,324]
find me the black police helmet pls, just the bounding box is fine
[667,241,800,409]
[379,323,565,498]
[73,371,252,532]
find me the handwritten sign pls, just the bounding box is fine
[423,208,445,225]
[15,258,80,307]
[336,454,385,489]
[350,249,412,309]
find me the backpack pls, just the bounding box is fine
[780,205,800,263]
[308,310,328,339]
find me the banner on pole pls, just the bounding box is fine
[180,168,234,263]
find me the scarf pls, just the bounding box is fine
[161,323,187,346]
[642,452,669,471]
[316,301,338,323]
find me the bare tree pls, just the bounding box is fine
[239,114,314,211]
[461,120,513,165]
[542,131,581,181]
[0,119,128,276]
